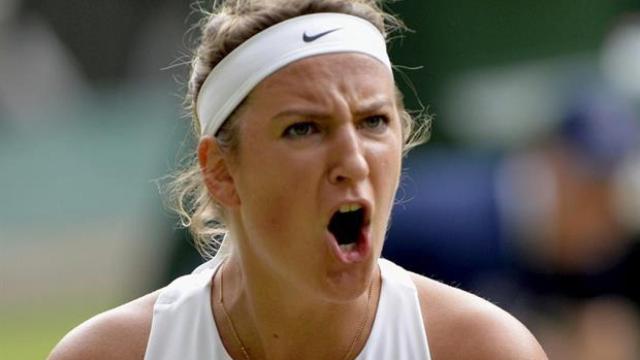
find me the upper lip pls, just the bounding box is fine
[326,198,372,228]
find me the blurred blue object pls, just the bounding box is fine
[383,148,507,290]
[560,89,638,175]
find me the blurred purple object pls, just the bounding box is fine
[560,90,638,175]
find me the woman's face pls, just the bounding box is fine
[225,53,402,301]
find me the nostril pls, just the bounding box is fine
[328,155,369,185]
[334,175,347,183]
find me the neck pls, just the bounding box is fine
[213,251,380,360]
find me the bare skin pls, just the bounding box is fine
[48,54,547,360]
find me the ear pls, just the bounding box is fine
[198,136,240,208]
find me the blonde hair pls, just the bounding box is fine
[166,0,431,258]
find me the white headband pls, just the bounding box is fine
[196,12,392,136]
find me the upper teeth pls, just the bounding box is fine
[339,204,362,213]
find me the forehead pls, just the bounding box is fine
[248,53,395,107]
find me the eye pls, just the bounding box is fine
[283,121,319,138]
[360,115,389,132]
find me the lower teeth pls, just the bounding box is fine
[339,243,357,252]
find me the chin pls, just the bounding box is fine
[320,257,378,303]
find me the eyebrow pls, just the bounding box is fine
[353,98,394,116]
[272,98,394,120]
[273,108,329,120]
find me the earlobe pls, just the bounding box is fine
[197,136,240,208]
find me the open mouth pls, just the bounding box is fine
[328,204,366,252]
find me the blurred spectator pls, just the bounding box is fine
[507,88,638,275]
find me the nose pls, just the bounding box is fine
[328,125,370,185]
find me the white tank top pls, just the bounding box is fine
[144,257,432,360]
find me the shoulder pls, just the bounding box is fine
[47,290,160,360]
[409,272,548,360]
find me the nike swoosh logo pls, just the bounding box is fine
[302,28,341,42]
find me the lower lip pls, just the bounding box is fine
[325,225,371,264]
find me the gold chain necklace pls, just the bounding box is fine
[217,262,374,360]
[218,262,251,360]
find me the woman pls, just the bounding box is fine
[49,0,547,359]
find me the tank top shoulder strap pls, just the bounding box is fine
[144,256,232,360]
[356,258,432,360]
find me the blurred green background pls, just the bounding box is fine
[1,0,639,359]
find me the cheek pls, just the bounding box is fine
[371,139,403,191]
[236,147,316,234]
[369,141,402,236]
[257,193,289,233]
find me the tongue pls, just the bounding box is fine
[328,210,363,245]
